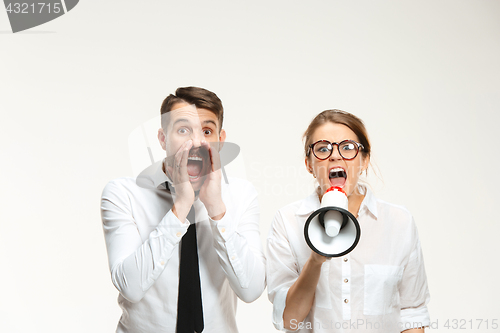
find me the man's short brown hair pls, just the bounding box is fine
[160,87,224,131]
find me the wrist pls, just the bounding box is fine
[308,252,327,266]
[172,201,193,222]
[206,202,226,220]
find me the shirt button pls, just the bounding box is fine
[344,258,348,262]
[231,256,236,260]
[221,227,226,233]
[176,232,182,237]
[160,261,165,266]
[344,299,349,303]
[344,279,349,283]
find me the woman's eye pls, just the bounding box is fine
[342,144,355,150]
[318,147,329,152]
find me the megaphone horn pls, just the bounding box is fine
[304,187,361,257]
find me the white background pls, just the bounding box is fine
[1,1,499,332]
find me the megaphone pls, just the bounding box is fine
[304,186,361,257]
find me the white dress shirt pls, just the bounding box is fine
[101,160,266,333]
[266,186,430,332]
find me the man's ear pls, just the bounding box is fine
[218,129,226,151]
[158,128,166,151]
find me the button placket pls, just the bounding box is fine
[342,254,351,320]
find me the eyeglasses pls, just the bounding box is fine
[307,140,364,160]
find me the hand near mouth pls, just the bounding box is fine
[199,140,226,220]
[166,140,195,222]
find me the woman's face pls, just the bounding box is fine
[305,122,369,198]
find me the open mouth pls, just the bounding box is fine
[329,167,347,188]
[187,148,209,181]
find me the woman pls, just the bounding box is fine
[267,110,430,332]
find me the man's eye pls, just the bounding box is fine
[203,129,213,135]
[178,128,190,135]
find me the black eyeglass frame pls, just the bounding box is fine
[307,140,364,161]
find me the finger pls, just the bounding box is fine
[210,142,222,171]
[179,140,192,170]
[203,140,221,172]
[172,140,192,183]
[174,140,192,167]
[167,139,190,170]
[200,140,214,172]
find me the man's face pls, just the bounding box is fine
[158,102,226,190]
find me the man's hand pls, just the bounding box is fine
[199,140,226,220]
[166,140,195,222]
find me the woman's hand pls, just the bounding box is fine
[309,250,329,265]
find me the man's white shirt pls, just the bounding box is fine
[101,160,266,333]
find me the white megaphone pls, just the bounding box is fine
[304,186,361,257]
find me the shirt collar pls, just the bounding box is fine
[153,159,170,189]
[295,184,378,219]
[296,191,321,216]
[136,159,170,190]
[358,184,378,219]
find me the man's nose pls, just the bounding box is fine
[190,130,203,147]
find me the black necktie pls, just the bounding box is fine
[176,206,204,333]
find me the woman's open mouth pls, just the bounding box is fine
[329,167,347,188]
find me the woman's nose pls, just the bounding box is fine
[329,145,342,160]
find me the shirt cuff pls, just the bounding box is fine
[156,209,190,244]
[209,208,253,288]
[400,305,430,329]
[209,208,235,243]
[272,286,290,331]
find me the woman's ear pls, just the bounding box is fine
[305,157,314,175]
[361,154,370,174]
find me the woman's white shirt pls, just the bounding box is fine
[266,186,430,332]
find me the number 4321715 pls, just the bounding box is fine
[6,3,62,14]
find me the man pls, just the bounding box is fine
[101,87,266,332]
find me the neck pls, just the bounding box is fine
[347,186,365,217]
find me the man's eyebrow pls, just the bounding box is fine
[171,118,217,128]
[202,120,217,127]
[172,118,190,126]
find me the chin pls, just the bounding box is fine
[190,177,206,192]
